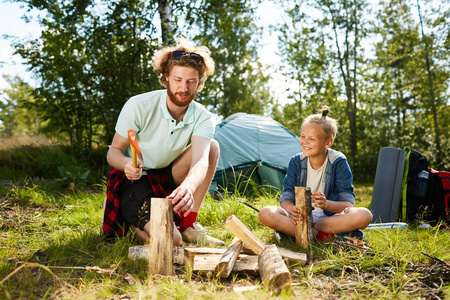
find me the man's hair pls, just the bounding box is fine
[153,37,215,93]
[301,106,338,140]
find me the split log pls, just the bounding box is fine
[189,254,259,276]
[277,247,307,267]
[258,244,292,294]
[294,186,314,248]
[215,240,243,278]
[128,245,184,265]
[225,215,265,255]
[184,247,227,267]
[148,198,173,275]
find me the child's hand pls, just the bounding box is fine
[312,192,328,210]
[286,204,302,225]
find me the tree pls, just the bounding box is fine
[0,75,41,137]
[183,0,273,118]
[373,0,450,169]
[277,0,370,174]
[415,0,448,168]
[13,0,163,161]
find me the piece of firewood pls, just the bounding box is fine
[128,245,184,265]
[148,198,173,275]
[183,247,227,267]
[215,240,243,278]
[225,215,265,255]
[258,244,292,295]
[294,186,314,248]
[190,254,259,276]
[277,247,307,267]
[228,222,307,266]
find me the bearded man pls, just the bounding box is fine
[103,37,224,247]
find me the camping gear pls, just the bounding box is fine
[420,168,450,226]
[429,169,450,225]
[370,147,406,223]
[371,146,449,226]
[404,147,431,223]
[403,147,449,226]
[209,113,301,198]
[365,222,409,230]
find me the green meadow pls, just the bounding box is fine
[0,136,449,299]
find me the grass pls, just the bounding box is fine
[0,138,449,299]
[0,180,449,299]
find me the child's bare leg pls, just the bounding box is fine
[314,207,373,234]
[134,222,182,246]
[259,206,297,237]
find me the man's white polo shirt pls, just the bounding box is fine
[115,89,214,169]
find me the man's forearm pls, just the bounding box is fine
[181,158,209,192]
[107,147,132,171]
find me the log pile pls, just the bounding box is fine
[129,200,308,295]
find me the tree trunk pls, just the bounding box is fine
[158,0,174,45]
[417,0,442,168]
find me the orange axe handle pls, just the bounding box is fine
[127,129,140,168]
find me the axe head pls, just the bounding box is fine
[127,129,143,165]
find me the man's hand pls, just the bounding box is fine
[124,160,143,181]
[168,186,194,216]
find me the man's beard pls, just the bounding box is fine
[167,83,197,107]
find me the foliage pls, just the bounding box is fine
[273,0,449,180]
[182,0,274,118]
[0,135,107,186]
[12,0,162,162]
[0,75,42,137]
[3,0,450,181]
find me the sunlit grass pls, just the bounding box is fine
[0,152,448,299]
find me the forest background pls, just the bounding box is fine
[0,0,449,183]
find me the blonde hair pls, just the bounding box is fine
[302,106,338,140]
[153,37,215,93]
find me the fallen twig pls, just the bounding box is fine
[0,262,75,289]
[330,239,374,253]
[421,252,450,270]
[0,262,120,290]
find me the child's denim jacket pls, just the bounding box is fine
[279,149,355,217]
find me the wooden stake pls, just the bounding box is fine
[215,240,243,278]
[225,215,265,255]
[258,244,292,295]
[294,186,314,248]
[148,198,173,275]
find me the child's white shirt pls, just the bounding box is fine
[307,153,328,223]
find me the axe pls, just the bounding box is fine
[127,129,143,168]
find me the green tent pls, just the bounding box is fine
[209,113,301,198]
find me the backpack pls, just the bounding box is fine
[428,168,450,225]
[403,147,450,226]
[404,148,431,223]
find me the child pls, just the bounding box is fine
[259,106,373,241]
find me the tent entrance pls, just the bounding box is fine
[210,161,286,199]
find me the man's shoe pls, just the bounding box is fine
[181,222,225,247]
